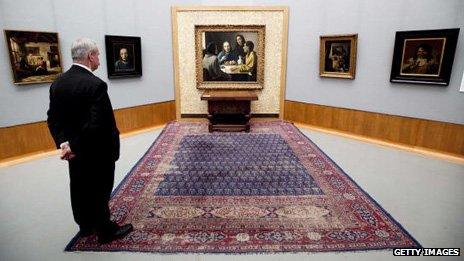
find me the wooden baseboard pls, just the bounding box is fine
[0,124,167,168]
[114,101,175,133]
[0,101,175,162]
[0,121,57,163]
[295,123,464,165]
[3,99,461,164]
[284,100,464,157]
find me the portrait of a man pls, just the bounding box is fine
[105,35,142,78]
[400,39,444,76]
[390,28,459,86]
[114,46,134,71]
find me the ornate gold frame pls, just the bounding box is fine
[319,34,358,79]
[195,25,265,90]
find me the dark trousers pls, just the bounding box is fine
[68,157,115,235]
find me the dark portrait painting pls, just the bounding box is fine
[324,41,351,73]
[105,35,142,79]
[390,28,459,86]
[195,25,265,90]
[113,44,135,72]
[319,34,357,79]
[4,30,62,85]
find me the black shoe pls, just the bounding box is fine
[97,223,133,244]
[79,226,94,237]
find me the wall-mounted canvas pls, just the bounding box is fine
[195,25,265,90]
[105,35,142,79]
[4,30,62,85]
[319,34,358,79]
[390,28,459,86]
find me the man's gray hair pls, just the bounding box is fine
[71,38,98,62]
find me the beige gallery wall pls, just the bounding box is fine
[172,6,289,118]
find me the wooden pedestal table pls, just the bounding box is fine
[201,90,258,132]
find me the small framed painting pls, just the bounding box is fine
[4,30,63,85]
[319,34,358,79]
[105,35,142,79]
[390,28,459,86]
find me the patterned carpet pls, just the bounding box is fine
[66,121,421,253]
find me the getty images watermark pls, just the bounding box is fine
[393,248,460,257]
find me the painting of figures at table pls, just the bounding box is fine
[4,30,62,84]
[202,31,259,82]
[195,25,265,90]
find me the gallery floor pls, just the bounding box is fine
[0,124,463,261]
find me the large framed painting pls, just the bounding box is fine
[390,28,459,86]
[195,25,265,90]
[319,34,358,79]
[105,35,142,79]
[4,30,62,85]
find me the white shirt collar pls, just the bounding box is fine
[72,63,93,74]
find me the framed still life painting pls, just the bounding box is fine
[195,25,265,90]
[319,34,358,79]
[390,28,459,86]
[4,30,63,85]
[105,35,142,79]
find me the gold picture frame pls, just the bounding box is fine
[195,25,265,90]
[319,34,357,79]
[4,29,63,85]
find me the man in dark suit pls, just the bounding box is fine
[47,38,133,244]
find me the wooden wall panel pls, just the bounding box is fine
[0,101,176,162]
[284,100,464,156]
[114,101,175,133]
[0,121,57,161]
[2,100,461,161]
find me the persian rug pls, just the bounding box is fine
[65,121,421,253]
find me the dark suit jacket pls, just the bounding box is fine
[47,65,120,161]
